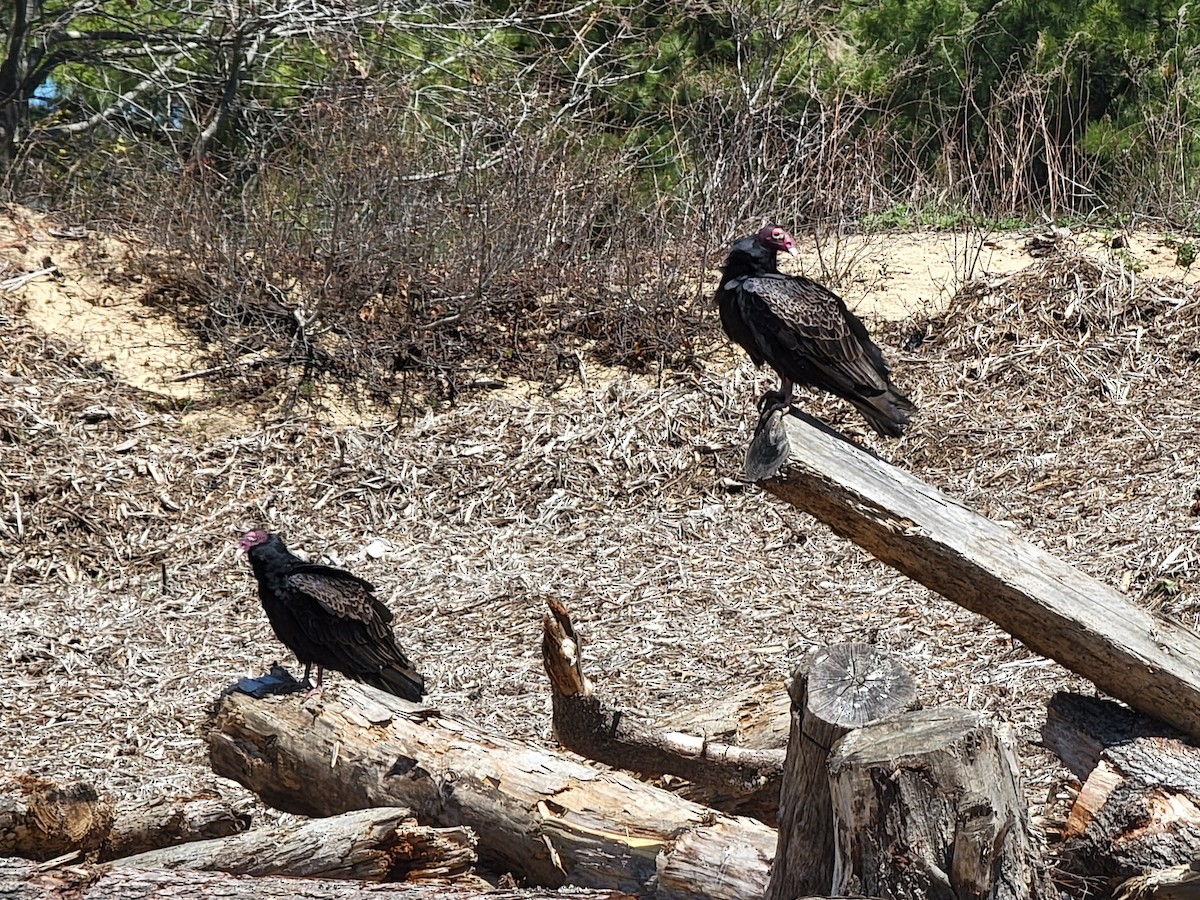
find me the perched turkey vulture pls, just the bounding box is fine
[717,224,915,436]
[238,529,425,701]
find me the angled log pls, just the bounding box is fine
[542,598,784,824]
[827,707,1049,900]
[108,807,476,882]
[767,643,917,900]
[0,776,112,861]
[759,412,1200,739]
[207,682,776,899]
[98,795,249,861]
[1042,692,1193,779]
[0,857,634,900]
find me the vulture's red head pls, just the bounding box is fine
[756,224,798,257]
[238,529,271,554]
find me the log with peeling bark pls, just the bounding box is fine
[98,794,249,861]
[0,857,636,900]
[108,807,476,883]
[1042,693,1200,877]
[207,682,776,898]
[0,776,113,861]
[542,597,784,823]
[767,643,916,900]
[828,707,1049,900]
[758,412,1200,740]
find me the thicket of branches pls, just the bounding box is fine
[3,0,1199,409]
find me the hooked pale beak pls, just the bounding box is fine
[785,246,799,257]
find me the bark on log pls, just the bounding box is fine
[542,598,784,824]
[98,795,249,861]
[207,682,776,899]
[108,807,476,883]
[828,707,1048,900]
[0,776,113,860]
[1043,692,1200,877]
[0,857,635,900]
[1114,860,1200,900]
[760,412,1200,740]
[767,643,917,900]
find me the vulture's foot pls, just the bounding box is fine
[744,391,791,481]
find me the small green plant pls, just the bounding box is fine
[1176,242,1196,268]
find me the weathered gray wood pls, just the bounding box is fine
[652,681,789,752]
[98,795,249,861]
[761,413,1200,739]
[109,807,476,882]
[0,777,112,861]
[767,644,916,900]
[207,683,775,899]
[828,707,1047,900]
[0,857,633,900]
[542,598,784,824]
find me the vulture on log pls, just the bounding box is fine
[717,224,915,436]
[238,529,425,701]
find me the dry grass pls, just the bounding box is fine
[2,251,1199,881]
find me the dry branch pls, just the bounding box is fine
[760,412,1200,739]
[1114,860,1200,900]
[542,597,784,823]
[0,857,636,900]
[207,682,776,898]
[109,807,476,882]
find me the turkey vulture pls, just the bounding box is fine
[238,529,425,701]
[717,224,915,436]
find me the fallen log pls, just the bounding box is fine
[1043,693,1200,877]
[759,412,1200,739]
[652,681,789,751]
[0,776,112,860]
[828,707,1049,900]
[207,682,776,899]
[542,598,784,824]
[0,857,635,900]
[98,794,249,861]
[108,807,476,882]
[767,643,916,900]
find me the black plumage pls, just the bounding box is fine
[238,529,425,701]
[717,224,916,436]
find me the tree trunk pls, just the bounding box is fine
[0,857,636,900]
[0,776,113,860]
[759,411,1200,740]
[207,682,775,899]
[1043,692,1200,877]
[827,707,1048,900]
[108,807,476,883]
[767,643,917,900]
[652,680,790,752]
[542,597,784,824]
[98,795,249,861]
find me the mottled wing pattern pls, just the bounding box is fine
[738,274,890,397]
[287,566,387,623]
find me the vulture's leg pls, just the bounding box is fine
[302,662,313,685]
[778,376,794,408]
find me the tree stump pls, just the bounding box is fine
[0,776,112,861]
[766,643,916,900]
[828,707,1047,900]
